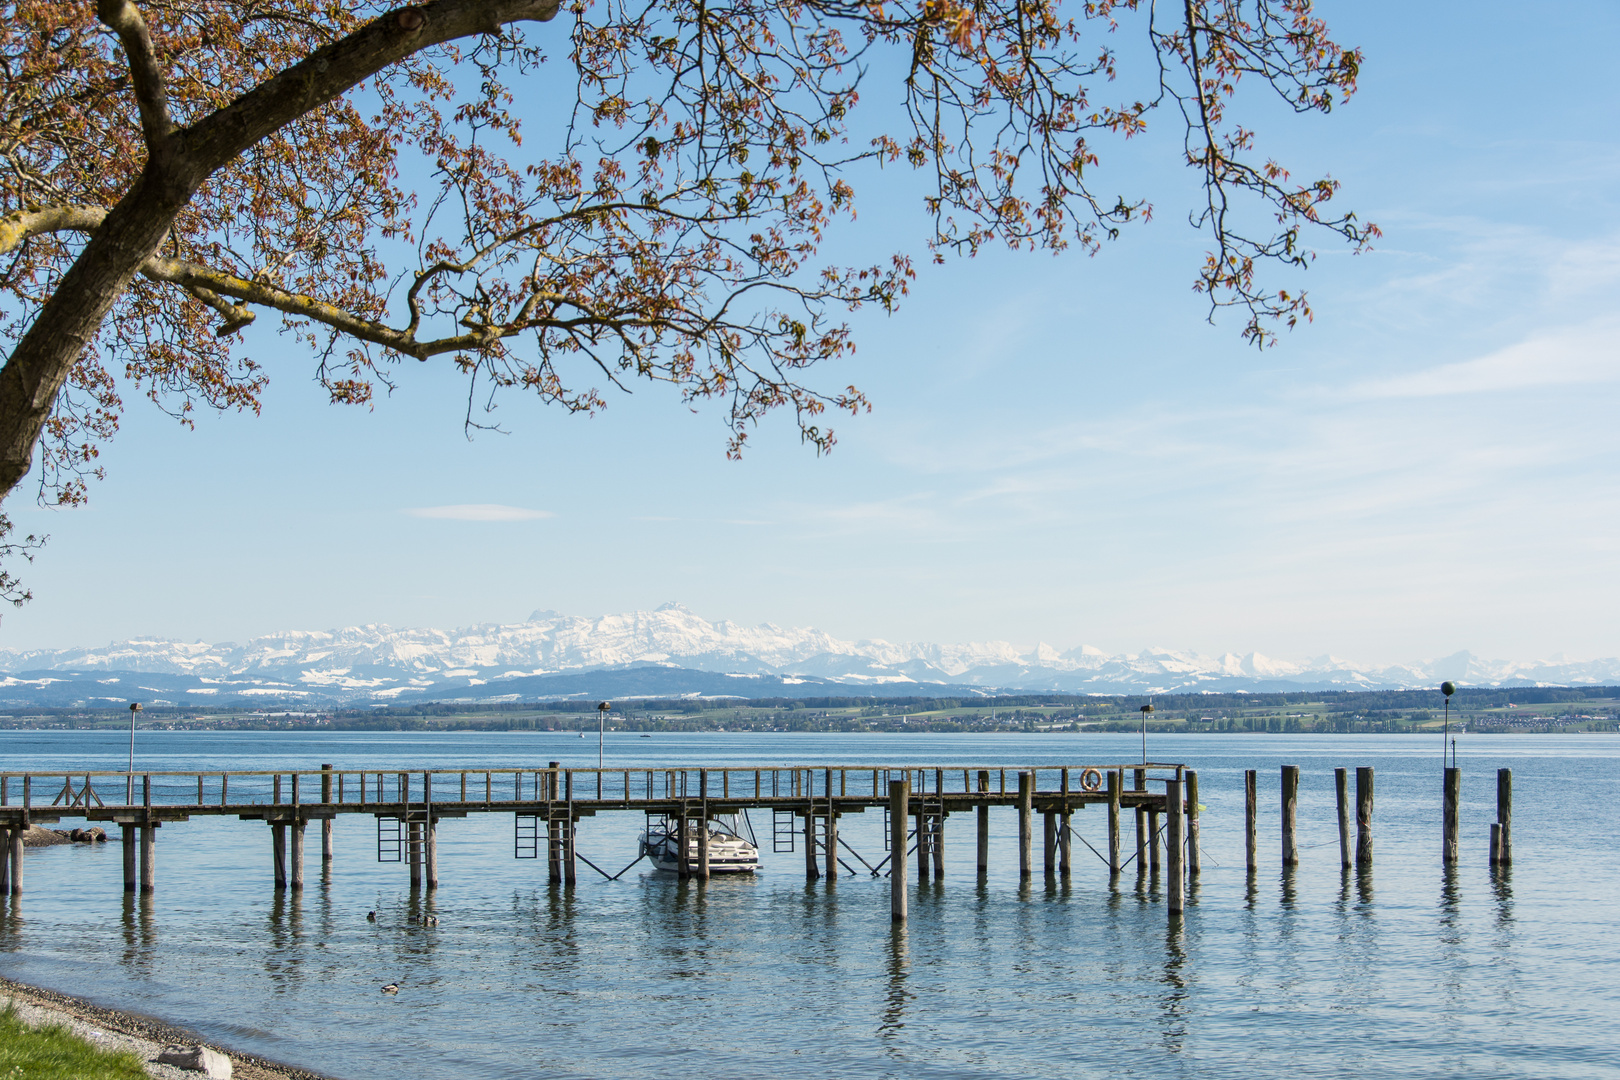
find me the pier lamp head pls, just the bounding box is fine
[597,701,611,712]
[129,702,142,713]
[1441,681,1456,698]
[1139,705,1154,714]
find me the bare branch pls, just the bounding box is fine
[95,0,174,150]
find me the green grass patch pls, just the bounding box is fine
[0,1003,149,1080]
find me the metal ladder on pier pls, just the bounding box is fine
[376,814,404,863]
[772,809,796,853]
[376,773,434,863]
[514,813,541,859]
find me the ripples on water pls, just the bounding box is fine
[1,731,1617,1079]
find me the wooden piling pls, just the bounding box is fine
[1185,770,1200,877]
[1356,766,1374,866]
[930,812,944,880]
[1134,806,1147,874]
[675,815,689,880]
[1443,767,1460,864]
[271,823,287,889]
[827,811,839,882]
[1281,765,1299,866]
[698,813,711,881]
[1107,770,1121,876]
[1490,823,1502,865]
[425,815,438,889]
[1043,811,1056,876]
[567,819,579,887]
[1495,768,1512,865]
[804,811,820,881]
[1017,772,1033,879]
[290,819,305,891]
[1059,808,1072,878]
[976,771,990,876]
[1335,768,1351,869]
[7,825,20,896]
[1148,808,1161,874]
[320,764,334,863]
[1244,769,1257,872]
[917,802,929,885]
[122,827,137,893]
[889,779,908,923]
[409,818,425,888]
[563,818,576,886]
[0,827,9,894]
[1165,778,1185,915]
[139,824,155,894]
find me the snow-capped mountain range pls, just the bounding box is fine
[2,602,1617,707]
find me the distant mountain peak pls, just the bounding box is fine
[2,606,1616,706]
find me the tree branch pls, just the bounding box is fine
[0,205,110,256]
[0,0,569,504]
[179,0,564,179]
[95,0,174,150]
[140,254,540,358]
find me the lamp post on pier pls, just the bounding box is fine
[1441,681,1456,769]
[1139,703,1154,765]
[597,701,610,770]
[125,702,142,804]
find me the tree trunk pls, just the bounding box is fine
[0,0,560,502]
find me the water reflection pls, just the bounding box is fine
[1491,863,1514,924]
[1488,864,1518,1012]
[118,893,156,978]
[1275,866,1300,981]
[879,925,911,1044]
[972,879,992,948]
[1436,866,1466,1026]
[1,895,20,937]
[1159,917,1188,1053]
[263,890,307,993]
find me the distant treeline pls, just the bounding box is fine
[3,685,1616,733]
[332,686,1620,716]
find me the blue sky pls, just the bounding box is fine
[4,0,1618,664]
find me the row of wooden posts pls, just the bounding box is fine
[644,768,1196,919]
[877,769,1195,922]
[1257,765,1513,870]
[0,764,1515,907]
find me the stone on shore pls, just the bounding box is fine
[158,1044,234,1079]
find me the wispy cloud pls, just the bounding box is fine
[405,504,553,522]
[1346,322,1620,400]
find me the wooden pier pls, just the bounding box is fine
[0,760,1519,927]
[0,762,1193,920]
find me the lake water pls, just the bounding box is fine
[1,730,1616,1079]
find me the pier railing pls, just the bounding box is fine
[0,762,1185,813]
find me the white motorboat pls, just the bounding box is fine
[639,812,760,874]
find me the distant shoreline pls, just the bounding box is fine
[0,682,1615,739]
[0,974,333,1080]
